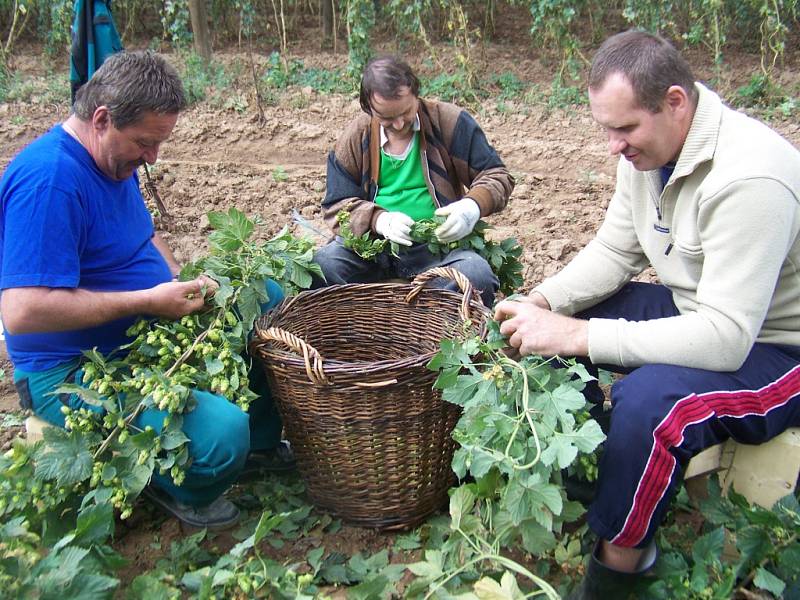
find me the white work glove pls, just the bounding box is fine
[375,211,414,246]
[434,198,481,243]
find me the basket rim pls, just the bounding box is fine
[255,346,436,374]
[252,281,491,375]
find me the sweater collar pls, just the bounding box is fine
[672,82,722,180]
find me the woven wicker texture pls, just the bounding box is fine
[250,268,490,529]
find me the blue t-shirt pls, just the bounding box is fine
[0,125,172,371]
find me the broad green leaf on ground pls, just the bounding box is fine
[127,574,180,600]
[735,525,772,568]
[408,549,445,580]
[74,503,114,546]
[754,567,786,597]
[692,527,725,567]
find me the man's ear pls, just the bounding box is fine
[91,106,112,132]
[664,85,690,116]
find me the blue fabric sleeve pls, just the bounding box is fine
[1,183,84,289]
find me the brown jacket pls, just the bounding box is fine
[322,98,514,236]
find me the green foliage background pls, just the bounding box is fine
[1,0,798,106]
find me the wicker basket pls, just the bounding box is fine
[250,267,490,529]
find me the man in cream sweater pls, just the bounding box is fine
[496,30,800,598]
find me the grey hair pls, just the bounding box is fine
[73,50,186,128]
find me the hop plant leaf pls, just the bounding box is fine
[337,210,524,295]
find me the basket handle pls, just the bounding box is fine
[405,267,480,322]
[253,324,330,386]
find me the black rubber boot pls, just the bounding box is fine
[566,542,656,600]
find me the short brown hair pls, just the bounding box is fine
[359,56,420,114]
[73,50,186,129]
[589,30,697,113]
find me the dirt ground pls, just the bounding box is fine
[1,24,800,588]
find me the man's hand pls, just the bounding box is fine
[146,276,217,320]
[494,299,589,358]
[435,198,481,243]
[375,211,414,246]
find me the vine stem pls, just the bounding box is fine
[423,552,560,600]
[499,356,542,471]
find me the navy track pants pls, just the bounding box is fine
[578,282,800,548]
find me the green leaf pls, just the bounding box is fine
[51,383,113,410]
[207,273,233,307]
[128,428,157,450]
[347,574,391,600]
[474,572,524,600]
[754,567,786,597]
[207,208,254,251]
[449,485,476,530]
[736,525,772,568]
[692,527,725,567]
[394,532,422,551]
[35,428,95,486]
[653,552,688,580]
[128,574,180,600]
[540,435,579,469]
[254,510,283,544]
[434,366,462,389]
[211,569,235,587]
[407,550,444,579]
[573,419,606,452]
[529,483,563,516]
[470,448,501,478]
[204,356,225,376]
[236,284,265,332]
[318,552,350,584]
[160,429,190,451]
[504,479,528,526]
[74,503,114,546]
[288,262,314,290]
[307,546,325,572]
[778,543,800,578]
[519,519,557,556]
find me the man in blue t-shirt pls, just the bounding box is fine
[0,50,290,530]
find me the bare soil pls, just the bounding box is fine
[1,28,799,588]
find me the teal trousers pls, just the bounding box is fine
[13,279,285,507]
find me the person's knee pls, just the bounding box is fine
[610,365,677,439]
[312,239,376,286]
[261,279,285,311]
[449,254,498,306]
[311,242,347,286]
[186,391,250,476]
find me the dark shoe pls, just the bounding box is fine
[241,440,296,477]
[142,486,240,530]
[567,541,657,600]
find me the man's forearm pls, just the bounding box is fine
[1,278,211,335]
[1,287,153,334]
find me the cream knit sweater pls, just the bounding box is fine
[536,83,800,371]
